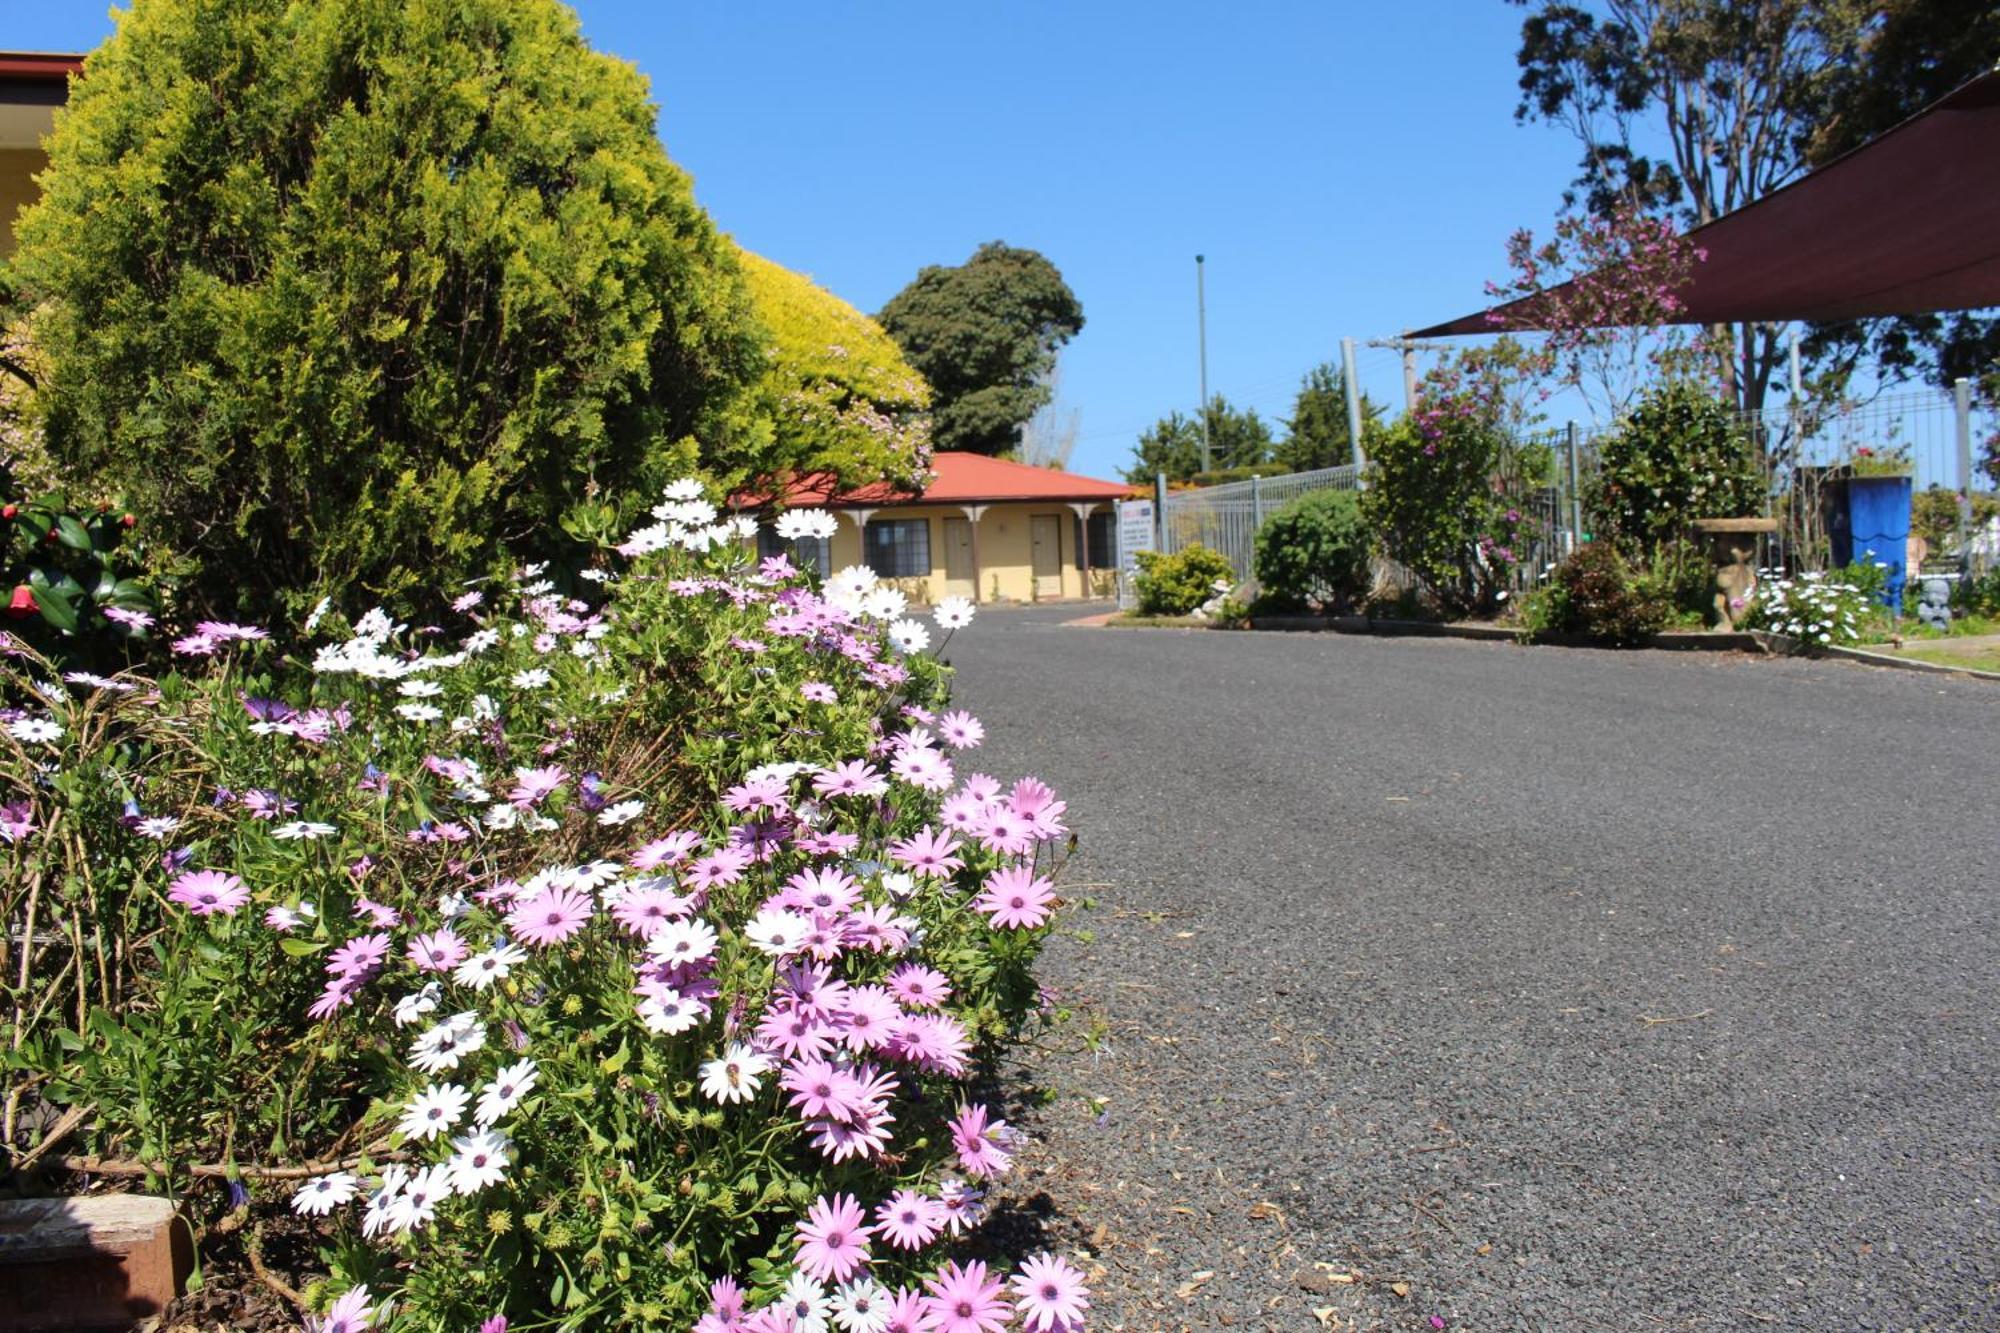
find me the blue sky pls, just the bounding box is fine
[12,1,1590,480]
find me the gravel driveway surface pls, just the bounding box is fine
[948,605,1999,1332]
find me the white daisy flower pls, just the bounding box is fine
[932,596,976,630]
[474,1058,540,1126]
[597,799,644,827]
[397,1083,469,1142]
[863,586,909,621]
[409,1015,486,1074]
[289,1171,359,1217]
[509,668,551,689]
[887,618,931,654]
[454,942,527,991]
[776,509,840,541]
[637,987,706,1035]
[644,916,718,967]
[396,703,443,723]
[386,1163,452,1234]
[273,820,337,841]
[699,1042,771,1105]
[447,1129,511,1196]
[397,680,444,698]
[393,982,442,1027]
[7,718,62,744]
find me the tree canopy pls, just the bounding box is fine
[13,0,763,621]
[1275,362,1379,472]
[1510,0,2000,405]
[732,245,931,491]
[875,242,1084,457]
[1124,396,1275,484]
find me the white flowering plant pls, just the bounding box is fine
[1,493,1089,1331]
[1741,569,1870,647]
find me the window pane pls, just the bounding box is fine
[760,525,833,577]
[865,518,930,579]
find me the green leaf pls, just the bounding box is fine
[27,569,79,632]
[279,937,326,958]
[56,515,93,551]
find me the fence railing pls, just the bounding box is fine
[1115,383,1994,609]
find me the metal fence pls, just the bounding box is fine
[1115,381,1995,609]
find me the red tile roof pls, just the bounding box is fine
[766,452,1135,508]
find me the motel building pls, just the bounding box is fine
[754,452,1131,605]
[0,53,76,257]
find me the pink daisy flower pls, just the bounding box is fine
[630,830,702,870]
[611,885,692,937]
[755,1007,837,1063]
[888,827,962,877]
[879,1286,929,1333]
[888,1011,971,1077]
[1011,1253,1090,1333]
[407,928,468,973]
[812,760,888,800]
[800,681,837,704]
[949,1102,1013,1179]
[168,869,249,916]
[874,1188,946,1250]
[889,747,953,792]
[938,710,985,749]
[315,1282,376,1333]
[921,1259,1012,1333]
[885,962,953,1010]
[508,764,567,808]
[326,931,392,978]
[971,865,1056,930]
[794,1192,872,1285]
[506,887,594,947]
[836,985,902,1051]
[685,847,752,891]
[971,805,1037,857]
[783,866,861,915]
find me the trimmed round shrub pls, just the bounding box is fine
[14,0,764,622]
[1134,542,1234,616]
[1252,487,1369,612]
[1589,380,1763,554]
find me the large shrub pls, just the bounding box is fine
[13,0,763,622]
[2,492,1085,1328]
[1252,488,1368,612]
[1133,543,1234,616]
[1520,542,1670,645]
[1360,372,1523,616]
[1588,380,1764,555]
[733,246,933,491]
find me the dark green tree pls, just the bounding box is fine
[1509,0,1858,412]
[875,242,1084,456]
[1801,0,2000,391]
[1275,362,1379,472]
[13,0,762,622]
[1124,411,1205,484]
[1202,395,1277,472]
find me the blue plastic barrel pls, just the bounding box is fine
[1828,476,1912,607]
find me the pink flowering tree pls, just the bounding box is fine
[1483,206,1727,424]
[1,490,1089,1330]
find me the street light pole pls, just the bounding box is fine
[1196,254,1211,475]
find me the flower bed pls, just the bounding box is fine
[1,483,1087,1331]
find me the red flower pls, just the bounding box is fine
[7,585,37,618]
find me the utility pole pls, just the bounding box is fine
[1195,255,1211,474]
[1367,335,1448,415]
[1340,337,1364,471]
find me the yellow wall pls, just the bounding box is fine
[0,149,46,258]
[804,501,1115,605]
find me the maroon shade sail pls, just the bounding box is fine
[1413,69,2000,337]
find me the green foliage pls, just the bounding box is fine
[1360,373,1523,617]
[733,246,931,490]
[1124,396,1275,483]
[1913,486,2000,551]
[1276,362,1377,472]
[875,242,1083,457]
[1955,565,2000,617]
[0,481,155,669]
[1124,412,1203,484]
[14,0,762,623]
[1524,543,1670,645]
[3,513,1062,1328]
[1589,381,1764,554]
[1252,488,1369,612]
[1133,543,1234,616]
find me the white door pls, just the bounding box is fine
[1030,514,1064,600]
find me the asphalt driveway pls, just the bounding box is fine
[949,605,1999,1331]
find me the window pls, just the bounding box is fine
[757,524,831,578]
[864,518,931,579]
[1074,510,1115,569]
